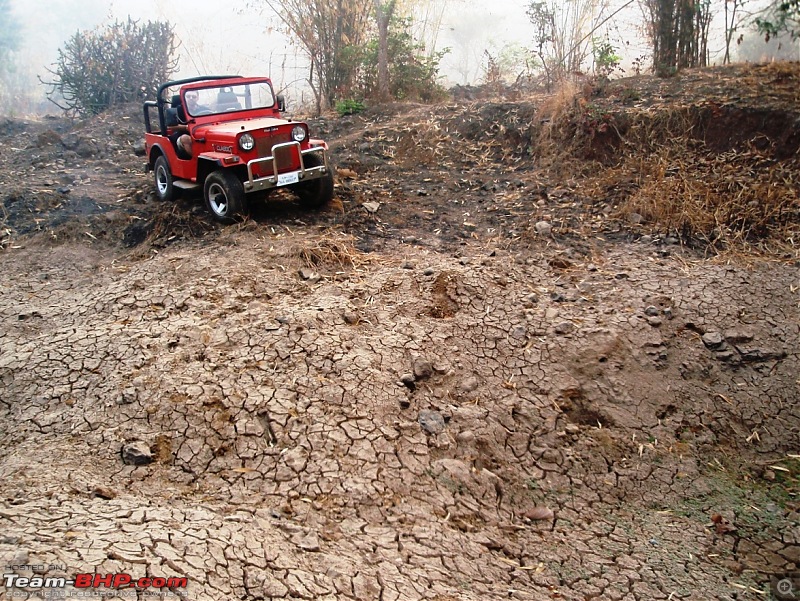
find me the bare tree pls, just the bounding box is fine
[374,0,399,100]
[723,0,749,63]
[257,0,372,112]
[407,0,453,58]
[527,0,606,89]
[641,0,712,74]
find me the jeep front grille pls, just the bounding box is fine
[255,134,291,158]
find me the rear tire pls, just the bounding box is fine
[204,170,247,224]
[154,155,174,202]
[295,152,334,209]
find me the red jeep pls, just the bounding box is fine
[144,76,333,223]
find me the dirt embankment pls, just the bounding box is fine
[0,63,798,601]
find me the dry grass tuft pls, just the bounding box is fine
[586,128,800,250]
[294,233,367,271]
[536,80,582,126]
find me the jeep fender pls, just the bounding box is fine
[147,142,172,168]
[197,154,245,187]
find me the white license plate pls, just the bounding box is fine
[277,171,299,186]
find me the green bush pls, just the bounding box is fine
[335,99,366,116]
[42,18,178,117]
[350,17,448,103]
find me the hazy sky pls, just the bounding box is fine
[17,0,540,102]
[13,0,795,111]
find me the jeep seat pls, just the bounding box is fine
[216,87,241,111]
[165,107,179,127]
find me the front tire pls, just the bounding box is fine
[295,152,334,209]
[204,170,247,224]
[154,155,174,202]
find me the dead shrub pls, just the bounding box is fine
[293,234,367,271]
[609,145,799,247]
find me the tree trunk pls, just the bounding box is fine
[374,0,396,101]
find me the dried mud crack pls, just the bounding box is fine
[1,63,799,601]
[1,236,797,600]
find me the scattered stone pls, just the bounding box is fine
[413,357,434,380]
[724,328,754,343]
[92,486,117,500]
[423,267,435,276]
[715,350,737,362]
[644,306,660,316]
[510,325,527,339]
[400,373,416,388]
[418,410,446,435]
[647,316,663,327]
[554,321,575,335]
[459,376,480,394]
[56,186,71,195]
[121,441,153,466]
[739,347,787,363]
[524,506,554,521]
[362,201,380,214]
[587,263,598,272]
[459,257,470,265]
[534,221,552,235]
[702,332,724,349]
[298,267,319,282]
[628,212,644,224]
[117,387,138,405]
[664,236,679,245]
[343,311,359,325]
[401,261,414,269]
[640,235,653,244]
[456,430,476,444]
[294,531,321,552]
[565,424,580,435]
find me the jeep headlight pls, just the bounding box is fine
[239,133,255,152]
[291,125,307,143]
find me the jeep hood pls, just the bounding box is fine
[195,117,296,136]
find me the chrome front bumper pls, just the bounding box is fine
[243,142,329,193]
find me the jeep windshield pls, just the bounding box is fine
[183,81,276,117]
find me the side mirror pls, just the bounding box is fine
[276,94,286,112]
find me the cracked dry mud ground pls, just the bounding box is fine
[1,63,799,601]
[1,230,798,600]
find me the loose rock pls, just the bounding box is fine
[554,321,575,335]
[413,357,434,380]
[418,410,446,435]
[702,332,724,348]
[121,441,153,466]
